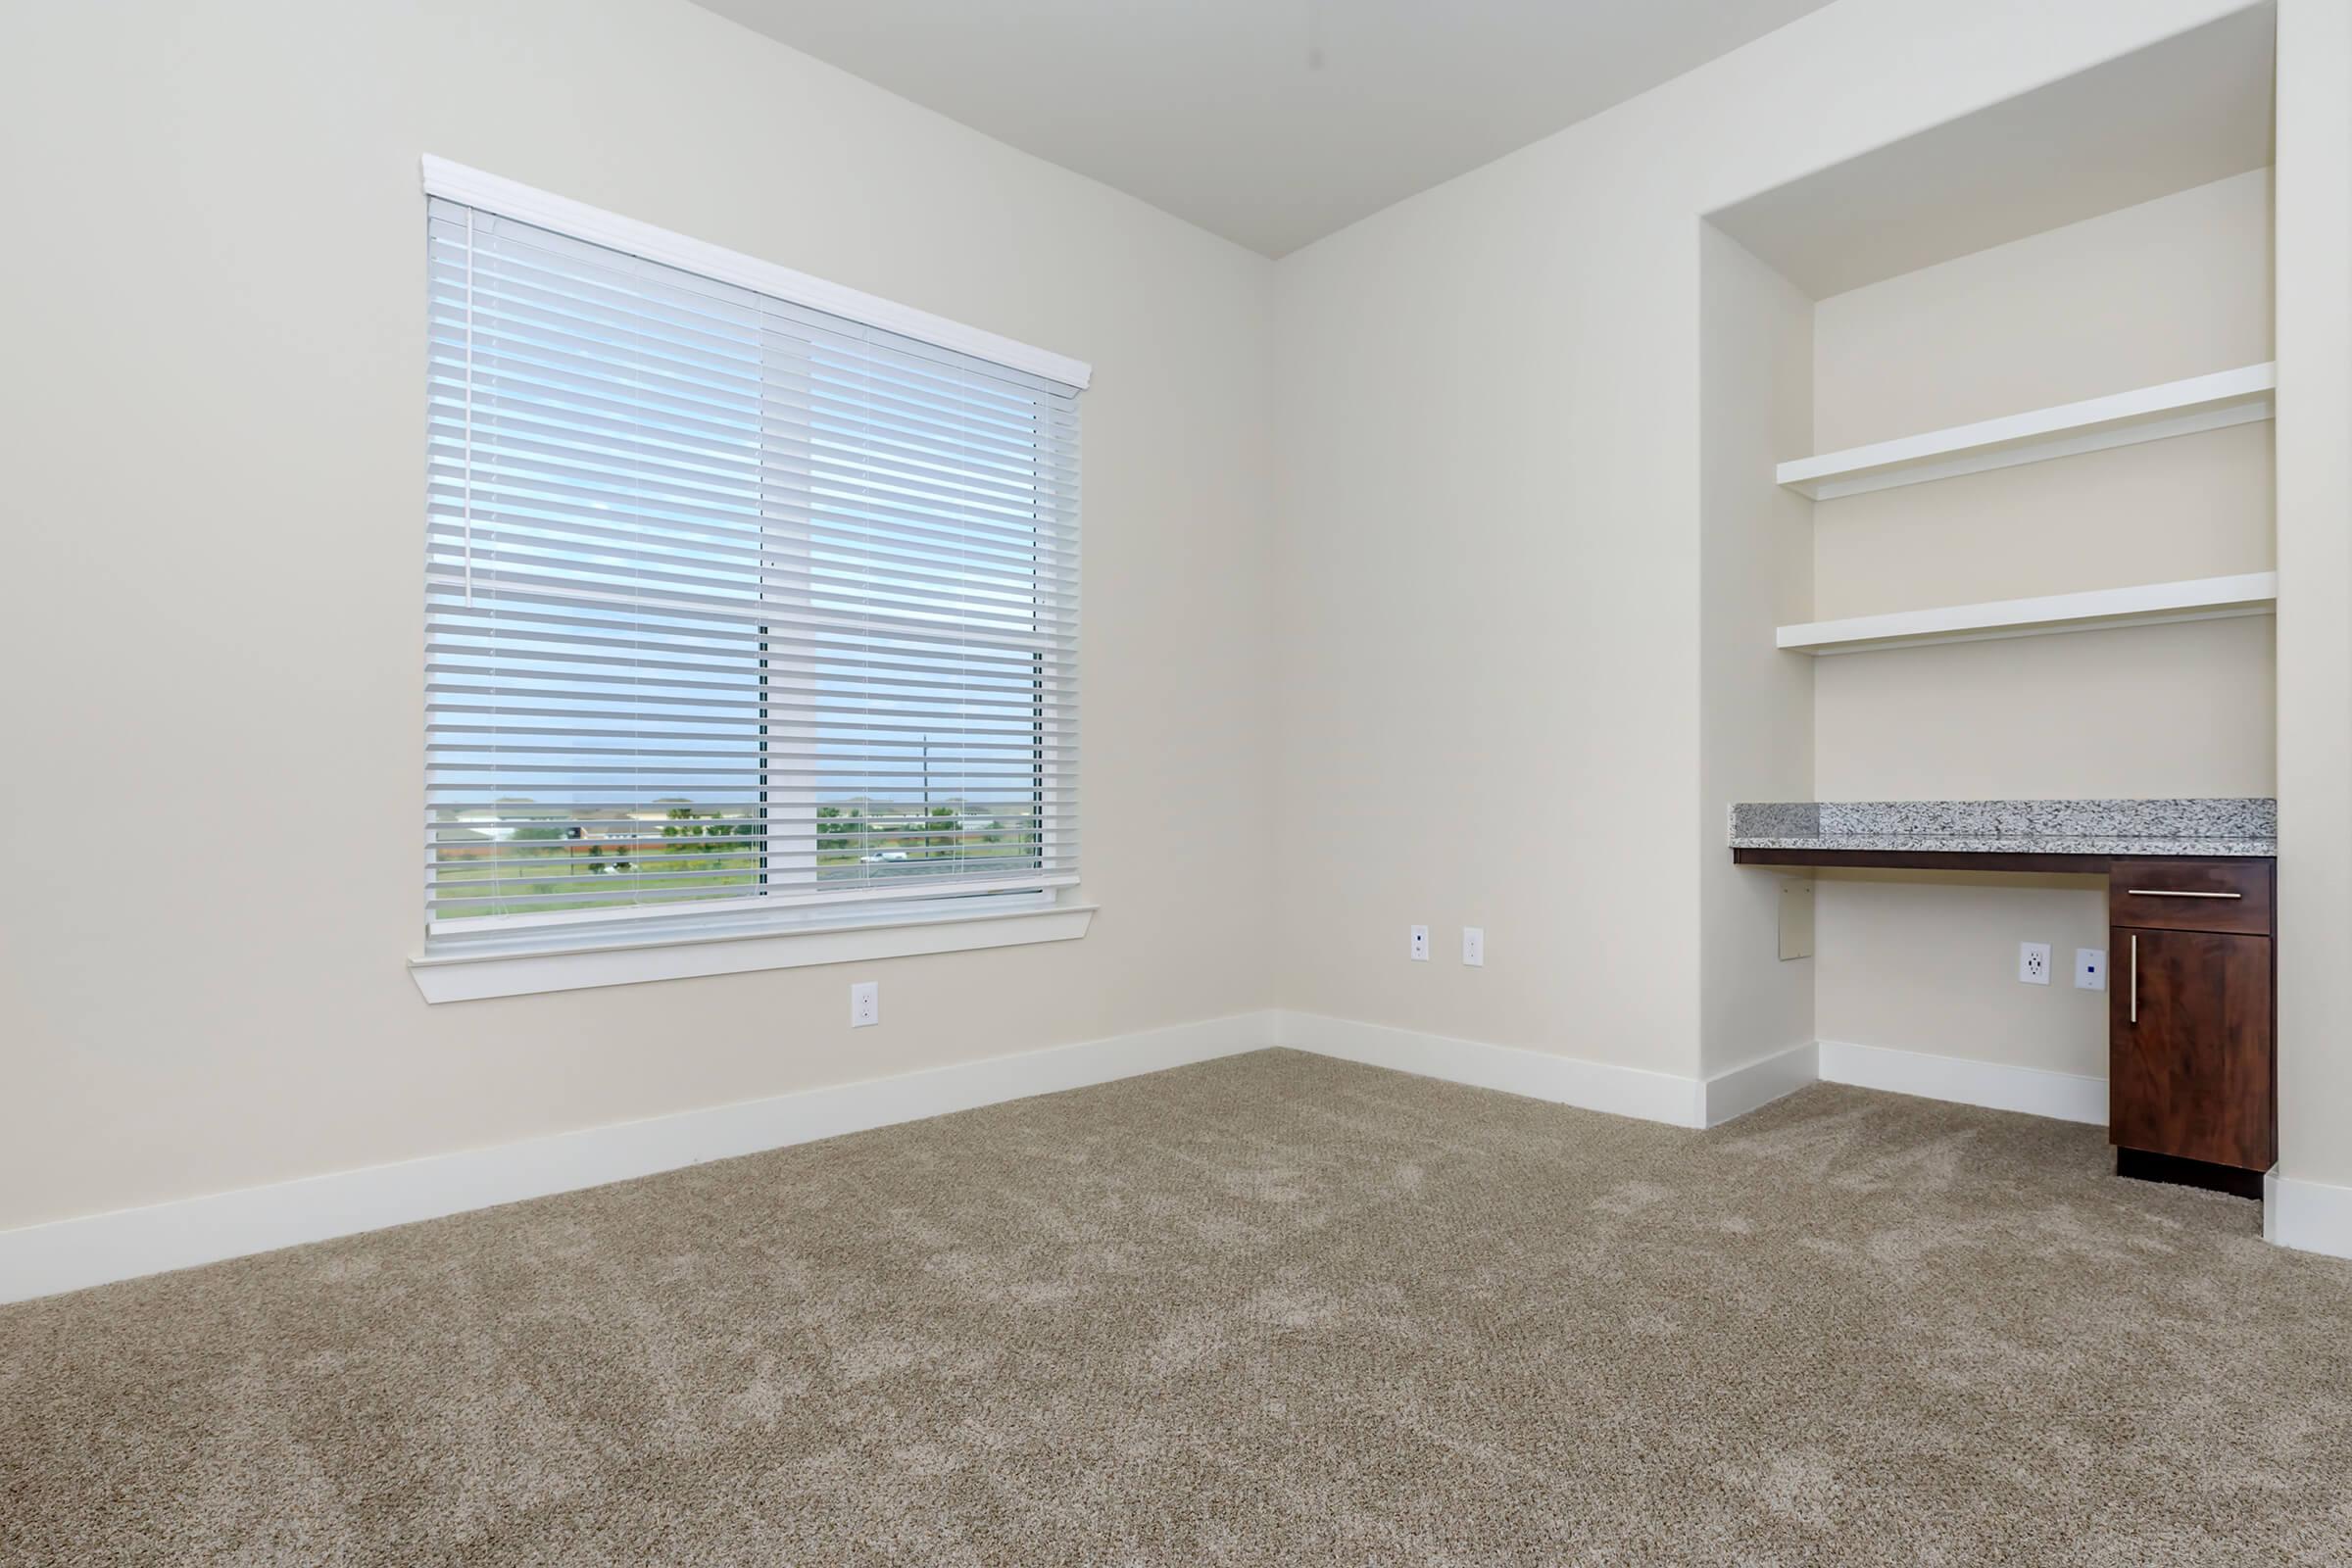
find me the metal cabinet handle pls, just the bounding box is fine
[2129,933,2137,1024]
[2125,888,2240,899]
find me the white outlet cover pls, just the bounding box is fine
[1462,926,1485,966]
[2019,942,2051,985]
[1409,925,1430,961]
[2075,948,2107,992]
[850,980,880,1027]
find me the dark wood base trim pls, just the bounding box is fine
[2115,1146,2265,1200]
[1732,847,2276,874]
[1733,847,2121,872]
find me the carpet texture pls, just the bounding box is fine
[4,1049,2350,1566]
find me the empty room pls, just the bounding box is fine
[7,1,2352,1561]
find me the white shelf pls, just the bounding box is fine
[1776,363,2277,501]
[1777,572,2278,656]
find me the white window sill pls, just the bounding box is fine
[409,901,1097,1004]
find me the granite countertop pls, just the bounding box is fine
[1729,799,2277,858]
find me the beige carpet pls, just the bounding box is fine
[4,1049,2350,1566]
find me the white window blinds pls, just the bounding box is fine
[424,196,1081,941]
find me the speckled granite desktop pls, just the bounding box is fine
[1728,799,2276,858]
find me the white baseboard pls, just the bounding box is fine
[2265,1168,2352,1260]
[1817,1038,2107,1126]
[0,1010,1279,1305]
[23,1010,2292,1303]
[1272,1010,1707,1128]
[1702,1041,1819,1127]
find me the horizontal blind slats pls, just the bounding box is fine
[428,871,1081,928]
[424,561,1073,648]
[427,820,1072,844]
[421,419,1080,539]
[421,405,1082,516]
[425,196,1079,936]
[420,595,1070,658]
[422,509,1080,600]
[434,213,1075,410]
[425,263,1076,445]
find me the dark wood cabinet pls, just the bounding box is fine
[2106,858,2276,1192]
[2109,926,2274,1170]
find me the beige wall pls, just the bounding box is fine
[1810,171,2276,451]
[1698,226,1816,1077]
[1816,872,2114,1078]
[1273,0,2262,1081]
[0,0,1279,1228]
[1270,138,1706,1071]
[1810,171,2274,1075]
[2273,0,2352,1191]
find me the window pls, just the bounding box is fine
[421,170,1082,969]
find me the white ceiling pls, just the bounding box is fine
[690,0,1837,257]
[1709,5,2277,299]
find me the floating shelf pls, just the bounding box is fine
[1777,572,2278,656]
[1776,363,2277,501]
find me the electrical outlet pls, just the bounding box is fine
[2018,942,2051,985]
[849,980,879,1027]
[2075,947,2107,992]
[1461,926,1485,966]
[1409,925,1430,961]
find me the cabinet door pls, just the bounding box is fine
[2110,926,2274,1170]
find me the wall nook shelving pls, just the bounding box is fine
[1776,572,2278,656]
[1776,363,2277,501]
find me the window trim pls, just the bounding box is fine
[410,897,1098,1004]
[414,158,1092,997]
